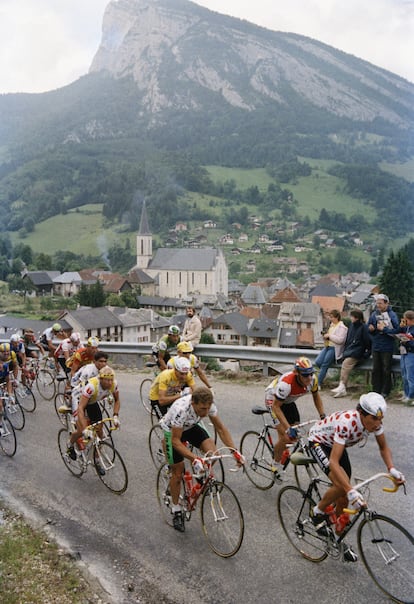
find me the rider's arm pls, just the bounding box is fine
[112,390,121,416]
[326,441,352,493]
[210,415,236,450]
[157,351,167,371]
[158,387,182,406]
[194,366,212,389]
[311,390,326,419]
[375,433,396,473]
[76,396,89,432]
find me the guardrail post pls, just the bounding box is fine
[262,362,269,377]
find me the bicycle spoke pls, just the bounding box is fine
[148,424,166,469]
[93,442,128,494]
[277,485,329,562]
[240,430,276,490]
[57,428,85,477]
[358,514,414,604]
[36,369,56,400]
[139,378,152,414]
[6,399,25,431]
[0,417,17,457]
[201,481,244,558]
[14,384,36,413]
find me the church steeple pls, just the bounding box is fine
[136,201,152,268]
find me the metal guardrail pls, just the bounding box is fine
[95,341,402,377]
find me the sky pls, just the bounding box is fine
[0,0,413,95]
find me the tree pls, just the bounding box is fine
[379,249,414,315]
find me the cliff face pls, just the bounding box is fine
[89,0,413,126]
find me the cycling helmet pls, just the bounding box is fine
[87,336,100,347]
[358,392,386,418]
[168,325,180,336]
[177,341,193,353]
[10,334,21,343]
[70,332,81,343]
[294,357,314,375]
[52,323,61,332]
[174,357,191,373]
[0,343,10,354]
[99,366,115,380]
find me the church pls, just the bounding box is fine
[130,202,228,299]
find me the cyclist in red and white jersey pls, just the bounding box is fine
[265,357,326,471]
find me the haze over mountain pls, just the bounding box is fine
[0,0,413,247]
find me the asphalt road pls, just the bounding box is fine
[0,370,413,604]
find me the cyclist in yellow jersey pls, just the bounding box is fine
[66,366,120,465]
[149,357,195,420]
[167,341,212,389]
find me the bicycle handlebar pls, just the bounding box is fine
[201,447,244,472]
[343,473,403,514]
[87,417,119,432]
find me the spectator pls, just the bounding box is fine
[367,294,399,398]
[396,310,414,405]
[182,306,202,347]
[331,309,371,398]
[315,310,348,387]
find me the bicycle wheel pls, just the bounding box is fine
[14,384,36,413]
[36,369,56,400]
[93,442,128,494]
[0,417,17,457]
[6,398,25,431]
[240,430,276,490]
[156,463,187,527]
[139,378,152,414]
[277,485,328,562]
[149,424,166,469]
[358,514,414,604]
[57,428,85,477]
[294,459,326,491]
[54,392,71,427]
[200,480,244,558]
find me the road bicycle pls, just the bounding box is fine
[239,406,319,490]
[139,360,159,415]
[156,449,244,557]
[0,384,25,431]
[277,469,413,604]
[57,417,128,494]
[0,402,17,457]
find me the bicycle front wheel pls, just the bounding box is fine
[36,369,56,400]
[240,430,276,490]
[139,378,152,414]
[0,417,17,457]
[6,399,25,431]
[57,428,85,477]
[54,392,71,427]
[358,514,414,604]
[201,481,244,558]
[277,485,328,562]
[93,442,128,494]
[148,423,165,469]
[14,384,36,412]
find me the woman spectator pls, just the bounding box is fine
[315,309,348,387]
[396,310,414,405]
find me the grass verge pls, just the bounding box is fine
[0,502,108,604]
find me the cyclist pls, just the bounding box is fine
[40,323,63,361]
[167,341,212,389]
[22,328,45,359]
[66,366,120,472]
[65,351,109,413]
[265,357,326,474]
[149,357,195,420]
[54,332,81,377]
[152,325,181,371]
[0,343,18,382]
[159,386,244,532]
[308,392,405,562]
[9,333,27,380]
[68,337,100,378]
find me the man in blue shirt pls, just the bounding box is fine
[367,294,399,397]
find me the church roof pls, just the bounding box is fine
[148,248,219,271]
[138,201,151,235]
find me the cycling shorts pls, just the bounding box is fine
[150,400,171,420]
[280,401,300,426]
[85,402,102,424]
[164,424,210,465]
[308,441,351,478]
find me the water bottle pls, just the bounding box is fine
[280,449,290,466]
[76,436,85,451]
[190,481,202,498]
[184,470,193,494]
[335,512,350,534]
[325,504,337,525]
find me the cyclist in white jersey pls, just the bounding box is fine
[159,387,244,532]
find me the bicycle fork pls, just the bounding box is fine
[208,484,228,523]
